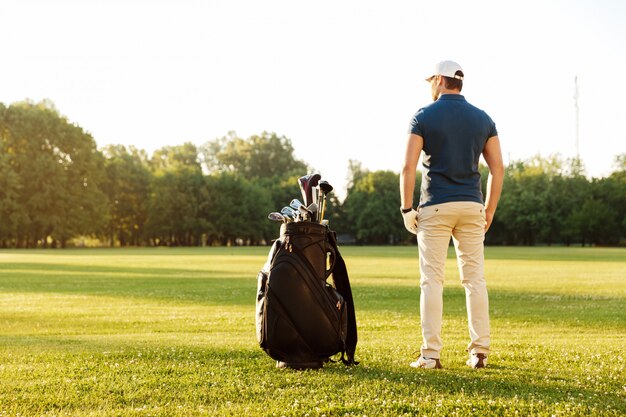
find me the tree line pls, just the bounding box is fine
[0,100,624,248]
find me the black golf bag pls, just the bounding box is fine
[256,221,357,369]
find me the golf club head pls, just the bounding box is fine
[309,173,321,187]
[268,212,286,223]
[309,174,321,207]
[307,203,318,222]
[298,205,312,222]
[298,173,321,206]
[289,198,303,211]
[319,180,334,195]
[280,206,296,220]
[309,173,321,207]
[298,175,309,207]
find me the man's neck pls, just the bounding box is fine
[440,87,461,95]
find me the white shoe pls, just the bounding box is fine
[410,356,442,369]
[466,353,487,369]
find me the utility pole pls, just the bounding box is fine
[574,76,580,158]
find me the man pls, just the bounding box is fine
[399,60,504,369]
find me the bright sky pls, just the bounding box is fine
[2,0,625,198]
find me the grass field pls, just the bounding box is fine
[0,246,624,416]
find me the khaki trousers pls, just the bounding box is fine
[417,201,490,359]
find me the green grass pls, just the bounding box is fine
[0,246,624,416]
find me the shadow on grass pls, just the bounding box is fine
[316,359,626,414]
[1,333,624,415]
[0,261,255,306]
[340,245,626,263]
[353,283,626,331]
[0,255,626,329]
[1,262,625,331]
[0,261,248,278]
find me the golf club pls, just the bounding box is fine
[318,180,333,224]
[290,198,303,211]
[298,175,309,207]
[309,174,321,209]
[269,176,333,225]
[307,203,318,222]
[289,199,304,221]
[281,206,296,221]
[298,173,321,207]
[268,212,286,223]
[298,205,312,222]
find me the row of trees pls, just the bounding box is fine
[0,100,624,248]
[335,157,625,246]
[0,101,309,247]
[487,156,625,246]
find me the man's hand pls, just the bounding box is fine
[484,210,494,233]
[402,209,418,235]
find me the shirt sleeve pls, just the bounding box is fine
[487,114,498,137]
[408,109,424,136]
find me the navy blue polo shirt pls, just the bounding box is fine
[408,94,497,207]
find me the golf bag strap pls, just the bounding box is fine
[328,230,358,365]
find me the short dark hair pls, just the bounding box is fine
[443,70,464,91]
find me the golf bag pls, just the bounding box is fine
[256,221,357,369]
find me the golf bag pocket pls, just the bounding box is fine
[256,238,282,345]
[255,270,268,345]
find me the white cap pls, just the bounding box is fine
[426,60,464,81]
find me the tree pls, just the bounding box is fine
[145,170,209,246]
[200,131,308,178]
[0,100,107,247]
[342,170,402,244]
[151,142,202,174]
[0,105,24,246]
[612,153,626,173]
[568,197,617,246]
[345,159,368,195]
[583,174,625,245]
[102,145,151,246]
[497,155,572,245]
[608,154,626,243]
[144,143,208,246]
[202,173,274,245]
[201,132,310,233]
[547,174,588,246]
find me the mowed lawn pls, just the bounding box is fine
[0,246,624,416]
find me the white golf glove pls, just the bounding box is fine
[401,208,418,235]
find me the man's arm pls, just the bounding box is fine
[400,133,423,209]
[482,136,504,232]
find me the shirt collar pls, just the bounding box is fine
[438,94,465,101]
